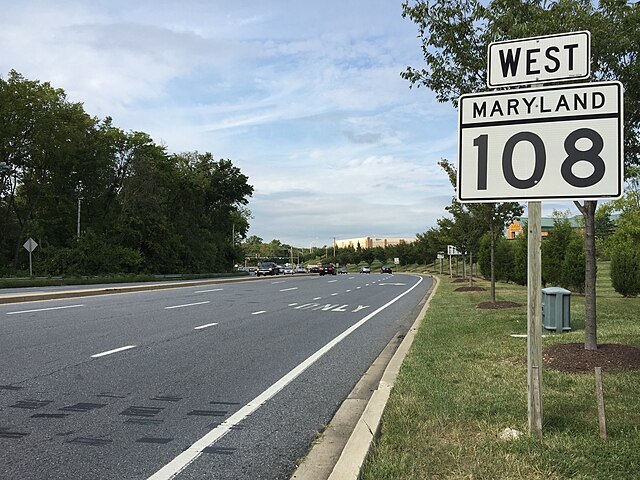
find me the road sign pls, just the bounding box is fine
[393,257,400,265]
[23,237,38,253]
[447,245,461,256]
[458,81,623,202]
[488,31,590,88]
[23,237,38,277]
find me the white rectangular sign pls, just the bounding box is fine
[458,81,623,203]
[488,31,590,88]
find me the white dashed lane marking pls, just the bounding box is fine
[91,345,136,358]
[194,323,218,330]
[165,301,210,310]
[6,304,84,315]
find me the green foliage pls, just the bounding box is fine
[478,232,491,279]
[610,244,640,297]
[541,214,575,286]
[494,235,514,282]
[0,71,253,276]
[511,231,528,286]
[561,235,586,293]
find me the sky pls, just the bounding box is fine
[1,0,580,248]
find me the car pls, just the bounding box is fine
[256,261,279,276]
[283,266,294,275]
[381,266,393,274]
[319,263,337,276]
[308,265,320,273]
[295,265,307,273]
[360,266,371,274]
[339,267,348,274]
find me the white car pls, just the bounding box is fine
[283,266,295,275]
[360,266,371,274]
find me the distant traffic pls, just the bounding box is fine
[242,262,393,276]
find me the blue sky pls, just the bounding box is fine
[1,0,579,247]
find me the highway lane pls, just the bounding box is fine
[0,273,431,479]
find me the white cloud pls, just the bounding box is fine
[1,0,460,247]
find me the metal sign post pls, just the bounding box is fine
[23,237,38,277]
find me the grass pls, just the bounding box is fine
[360,262,640,479]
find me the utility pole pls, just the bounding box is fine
[77,195,82,238]
[333,237,336,258]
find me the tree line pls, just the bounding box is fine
[0,70,253,276]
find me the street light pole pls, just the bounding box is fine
[77,195,82,238]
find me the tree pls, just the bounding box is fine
[1,71,254,276]
[0,70,102,269]
[439,159,522,300]
[541,212,577,286]
[611,246,640,297]
[402,0,640,349]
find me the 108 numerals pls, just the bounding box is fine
[473,128,605,190]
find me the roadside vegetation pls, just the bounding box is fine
[361,263,640,479]
[1,71,253,278]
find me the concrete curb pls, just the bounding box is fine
[326,274,440,480]
[0,274,283,304]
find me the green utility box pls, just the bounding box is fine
[542,287,571,333]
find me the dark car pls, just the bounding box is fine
[380,266,393,274]
[308,265,320,273]
[256,261,279,276]
[319,263,337,276]
[339,267,349,274]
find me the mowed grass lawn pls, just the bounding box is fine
[361,262,640,479]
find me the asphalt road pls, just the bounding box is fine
[0,273,431,479]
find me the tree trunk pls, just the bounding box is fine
[462,252,466,279]
[578,200,598,350]
[469,250,473,287]
[490,226,496,303]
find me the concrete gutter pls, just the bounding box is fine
[292,274,440,480]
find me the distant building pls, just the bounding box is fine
[506,216,584,239]
[334,236,416,249]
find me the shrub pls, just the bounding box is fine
[610,245,640,297]
[561,236,586,293]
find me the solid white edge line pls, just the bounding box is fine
[194,288,224,293]
[164,301,210,310]
[91,345,137,358]
[6,304,84,315]
[194,323,219,330]
[147,274,424,480]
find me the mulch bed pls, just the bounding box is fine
[452,278,475,283]
[544,343,640,373]
[477,301,522,309]
[455,286,486,292]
